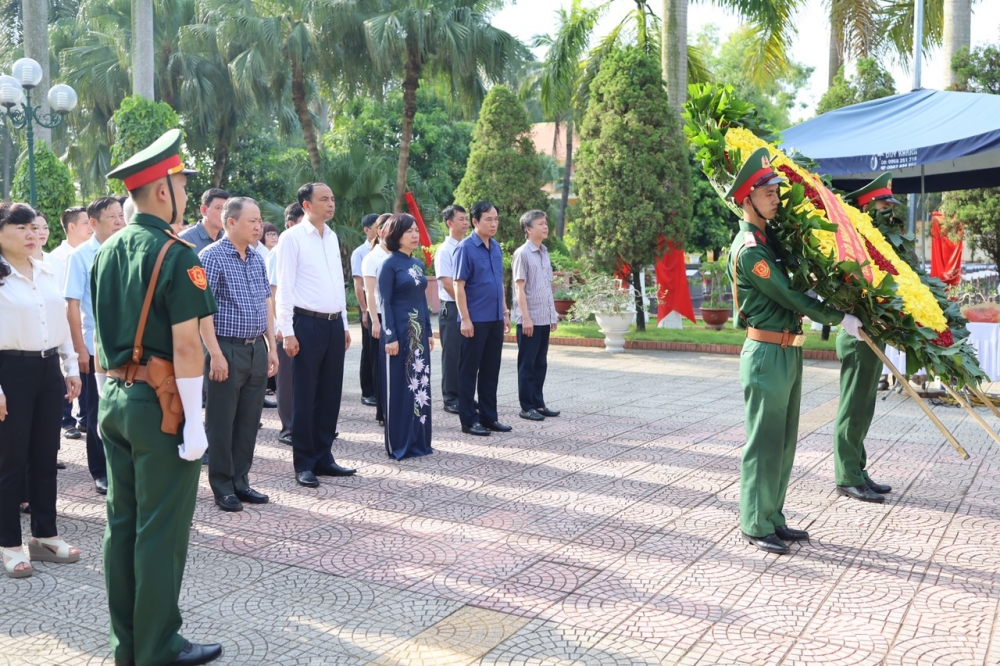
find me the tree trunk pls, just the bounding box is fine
[942,0,972,89]
[394,54,421,213]
[632,270,646,332]
[827,10,844,89]
[558,119,573,238]
[131,0,155,100]
[212,117,232,187]
[22,0,51,145]
[291,61,322,173]
[662,0,687,112]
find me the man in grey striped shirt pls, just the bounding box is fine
[511,210,561,421]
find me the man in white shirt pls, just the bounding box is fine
[275,183,355,487]
[361,215,392,426]
[434,205,468,415]
[269,203,303,445]
[51,207,92,439]
[352,214,378,407]
[65,197,126,495]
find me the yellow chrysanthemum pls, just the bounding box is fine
[723,127,947,333]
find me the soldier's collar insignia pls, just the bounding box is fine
[754,231,766,244]
[752,260,771,279]
[187,266,208,290]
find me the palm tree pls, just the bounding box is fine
[942,0,971,87]
[132,0,155,99]
[350,0,529,212]
[22,0,52,144]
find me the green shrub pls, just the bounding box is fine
[11,141,76,250]
[109,96,181,194]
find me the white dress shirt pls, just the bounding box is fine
[48,239,75,293]
[361,244,391,315]
[434,235,460,302]
[274,220,349,337]
[0,257,80,395]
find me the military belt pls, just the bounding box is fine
[746,327,806,348]
[108,365,150,383]
[294,307,341,321]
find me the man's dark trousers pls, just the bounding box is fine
[438,302,460,407]
[458,320,504,428]
[291,313,345,472]
[359,311,376,400]
[205,338,268,498]
[82,371,107,479]
[276,340,294,437]
[516,324,550,412]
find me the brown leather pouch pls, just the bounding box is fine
[145,356,183,435]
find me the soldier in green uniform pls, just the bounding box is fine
[92,130,222,666]
[831,173,901,504]
[726,148,864,554]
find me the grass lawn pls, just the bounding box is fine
[554,318,839,351]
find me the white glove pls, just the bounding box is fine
[841,314,863,340]
[176,376,208,461]
[95,372,107,398]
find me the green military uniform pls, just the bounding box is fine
[92,131,217,665]
[725,149,847,538]
[832,174,901,489]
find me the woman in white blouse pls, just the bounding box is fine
[0,202,82,578]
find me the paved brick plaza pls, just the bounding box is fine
[4,328,1000,665]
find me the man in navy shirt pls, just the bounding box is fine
[453,201,512,436]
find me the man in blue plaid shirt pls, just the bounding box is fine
[198,197,279,512]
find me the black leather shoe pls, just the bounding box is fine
[837,484,885,503]
[296,471,319,488]
[315,462,356,477]
[278,432,292,445]
[95,477,108,495]
[774,525,809,541]
[877,377,889,391]
[462,423,492,436]
[235,488,269,504]
[484,421,513,432]
[215,494,243,512]
[361,396,378,406]
[167,640,223,665]
[55,461,66,470]
[443,403,460,414]
[63,427,82,440]
[865,476,892,494]
[77,423,88,434]
[536,407,560,417]
[519,409,545,421]
[742,532,790,554]
[262,397,277,409]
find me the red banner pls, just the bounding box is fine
[816,183,875,284]
[616,237,695,324]
[403,192,433,267]
[931,212,962,286]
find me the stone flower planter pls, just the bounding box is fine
[595,312,634,353]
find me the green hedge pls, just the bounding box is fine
[11,141,76,251]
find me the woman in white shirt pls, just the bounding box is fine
[361,214,392,426]
[0,202,82,578]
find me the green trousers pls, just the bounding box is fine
[833,329,883,486]
[99,379,200,666]
[739,339,802,537]
[205,338,268,498]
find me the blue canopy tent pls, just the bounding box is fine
[781,88,1000,194]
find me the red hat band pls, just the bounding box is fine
[122,154,184,191]
[858,187,893,207]
[732,167,777,203]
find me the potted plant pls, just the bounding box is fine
[568,273,637,353]
[553,284,578,319]
[700,256,732,330]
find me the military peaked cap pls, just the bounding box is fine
[106,129,197,190]
[725,147,786,203]
[845,172,901,208]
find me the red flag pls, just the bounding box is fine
[930,212,963,286]
[403,192,433,266]
[656,237,696,324]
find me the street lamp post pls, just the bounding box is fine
[0,58,77,207]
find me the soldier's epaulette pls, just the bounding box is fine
[162,228,195,248]
[742,231,757,248]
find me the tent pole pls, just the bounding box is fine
[912,0,924,90]
[920,166,927,265]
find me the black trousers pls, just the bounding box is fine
[359,309,376,400]
[372,314,384,423]
[516,324,551,412]
[458,320,504,428]
[291,314,345,473]
[276,340,294,437]
[83,370,107,480]
[205,338,268,497]
[438,302,460,407]
[0,355,62,547]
